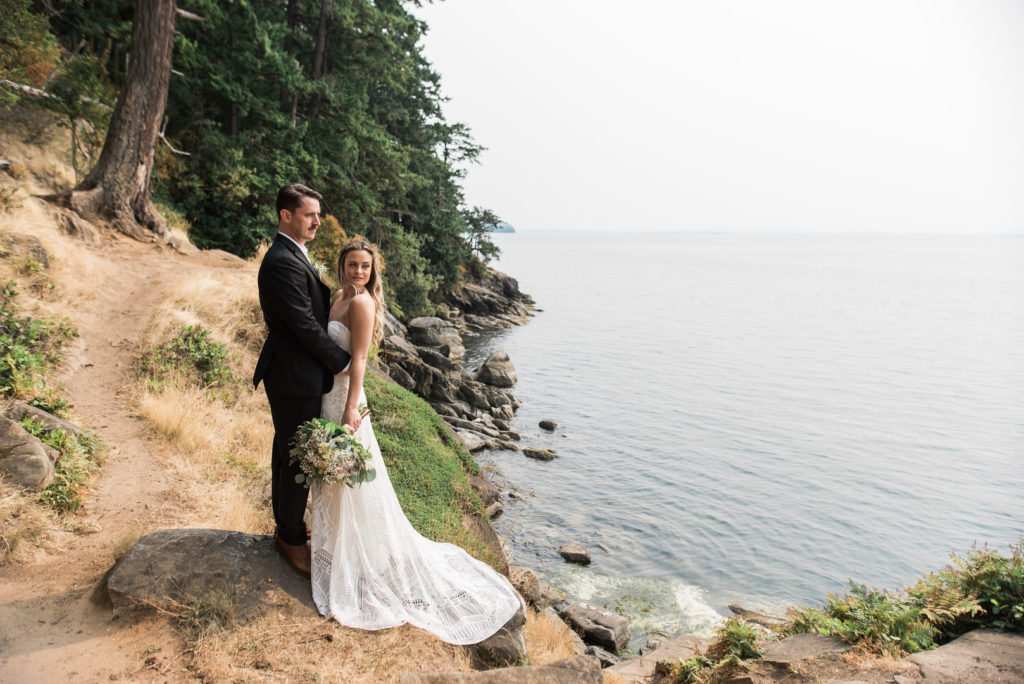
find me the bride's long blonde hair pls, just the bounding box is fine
[336,238,385,345]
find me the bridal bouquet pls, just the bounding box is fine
[289,408,375,488]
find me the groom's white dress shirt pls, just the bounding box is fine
[278,232,311,264]
[276,232,351,373]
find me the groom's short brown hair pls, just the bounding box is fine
[276,183,323,217]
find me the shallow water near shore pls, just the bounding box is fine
[464,232,1024,649]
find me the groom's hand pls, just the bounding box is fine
[343,406,362,431]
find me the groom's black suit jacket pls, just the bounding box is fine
[253,234,351,396]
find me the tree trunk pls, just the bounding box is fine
[309,0,331,119]
[71,0,176,241]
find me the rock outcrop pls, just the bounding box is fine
[906,629,1024,683]
[378,270,532,454]
[101,529,527,669]
[475,351,516,388]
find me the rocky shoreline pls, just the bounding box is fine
[378,267,535,455]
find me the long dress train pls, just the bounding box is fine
[309,321,523,644]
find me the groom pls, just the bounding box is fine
[253,183,351,578]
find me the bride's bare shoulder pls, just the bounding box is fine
[348,292,374,317]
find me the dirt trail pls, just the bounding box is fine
[0,236,246,682]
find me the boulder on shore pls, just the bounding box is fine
[558,543,591,565]
[539,420,558,431]
[407,317,465,359]
[523,448,556,461]
[559,601,630,653]
[475,350,517,388]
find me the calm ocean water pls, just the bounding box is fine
[463,232,1024,645]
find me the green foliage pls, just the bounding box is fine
[363,372,501,569]
[659,618,763,683]
[0,0,62,108]
[784,542,1024,656]
[800,582,942,655]
[40,54,111,180]
[462,206,502,266]
[912,542,1024,637]
[20,417,101,515]
[138,325,235,391]
[0,282,77,399]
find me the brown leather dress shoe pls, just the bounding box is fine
[274,533,312,578]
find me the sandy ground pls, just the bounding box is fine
[0,235,249,682]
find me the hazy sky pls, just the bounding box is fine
[414,0,1024,234]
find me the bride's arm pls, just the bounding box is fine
[341,294,374,430]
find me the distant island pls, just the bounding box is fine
[491,222,516,233]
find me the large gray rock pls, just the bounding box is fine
[0,233,49,269]
[400,655,601,683]
[1,400,86,439]
[559,601,630,653]
[907,629,1024,683]
[384,333,419,358]
[584,644,620,668]
[760,633,851,664]
[407,317,465,359]
[388,363,416,391]
[465,605,527,669]
[475,351,516,388]
[383,310,407,338]
[100,529,314,617]
[455,430,487,453]
[0,415,54,489]
[468,473,501,507]
[508,566,541,606]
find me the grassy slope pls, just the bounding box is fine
[365,371,499,570]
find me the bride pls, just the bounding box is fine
[308,238,523,645]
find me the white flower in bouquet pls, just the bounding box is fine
[288,408,375,488]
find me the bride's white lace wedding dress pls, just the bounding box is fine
[309,321,523,644]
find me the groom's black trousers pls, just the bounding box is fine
[266,391,321,546]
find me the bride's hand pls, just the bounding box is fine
[342,406,362,431]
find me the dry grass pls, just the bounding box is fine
[188,613,473,683]
[523,607,581,665]
[0,480,59,563]
[132,254,278,533]
[111,524,150,561]
[143,267,265,366]
[138,383,273,534]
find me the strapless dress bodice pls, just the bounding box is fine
[327,319,351,353]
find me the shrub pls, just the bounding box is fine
[0,282,76,398]
[659,618,763,683]
[784,541,1023,656]
[139,325,235,391]
[912,542,1024,638]
[20,417,101,515]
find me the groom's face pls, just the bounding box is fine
[280,197,321,246]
